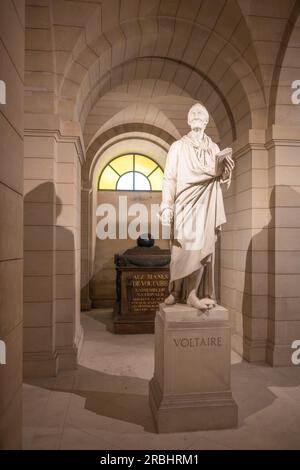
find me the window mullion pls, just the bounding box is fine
[133,154,135,191]
[109,164,120,176]
[147,165,159,178]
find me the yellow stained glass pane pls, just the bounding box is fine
[99,166,119,189]
[110,154,133,175]
[134,155,157,176]
[148,167,163,191]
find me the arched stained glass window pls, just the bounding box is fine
[98,154,163,191]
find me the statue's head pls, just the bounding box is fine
[187,103,209,131]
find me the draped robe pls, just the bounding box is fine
[160,131,229,302]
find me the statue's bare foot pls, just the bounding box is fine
[197,297,216,310]
[164,294,177,305]
[187,292,216,310]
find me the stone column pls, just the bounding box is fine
[0,0,24,449]
[80,186,92,311]
[266,126,300,366]
[24,116,84,376]
[55,135,84,370]
[221,130,269,362]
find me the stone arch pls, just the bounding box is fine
[81,124,173,310]
[77,57,237,142]
[268,1,300,126]
[83,122,176,186]
[83,78,220,152]
[57,13,266,139]
[60,1,264,94]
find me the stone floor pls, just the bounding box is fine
[23,309,300,450]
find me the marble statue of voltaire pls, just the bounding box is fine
[159,103,234,311]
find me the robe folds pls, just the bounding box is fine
[159,132,229,301]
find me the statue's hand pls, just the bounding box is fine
[216,147,234,177]
[223,152,235,175]
[161,208,173,226]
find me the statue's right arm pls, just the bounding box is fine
[159,141,179,224]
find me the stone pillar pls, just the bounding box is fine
[266,126,300,366]
[80,186,92,311]
[0,0,24,449]
[149,304,238,433]
[221,130,269,362]
[24,129,58,376]
[24,117,84,377]
[55,137,83,369]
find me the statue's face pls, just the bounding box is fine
[188,105,208,130]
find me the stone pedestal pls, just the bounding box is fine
[149,303,238,433]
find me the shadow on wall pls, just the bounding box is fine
[242,185,300,364]
[24,182,76,367]
[90,236,120,309]
[24,310,300,434]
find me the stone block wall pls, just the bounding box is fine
[0,0,24,450]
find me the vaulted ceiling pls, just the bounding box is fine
[25,0,300,155]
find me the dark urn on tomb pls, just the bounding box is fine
[137,233,155,248]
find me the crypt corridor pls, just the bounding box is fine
[1,0,300,449]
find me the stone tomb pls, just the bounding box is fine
[114,242,170,334]
[149,303,238,432]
